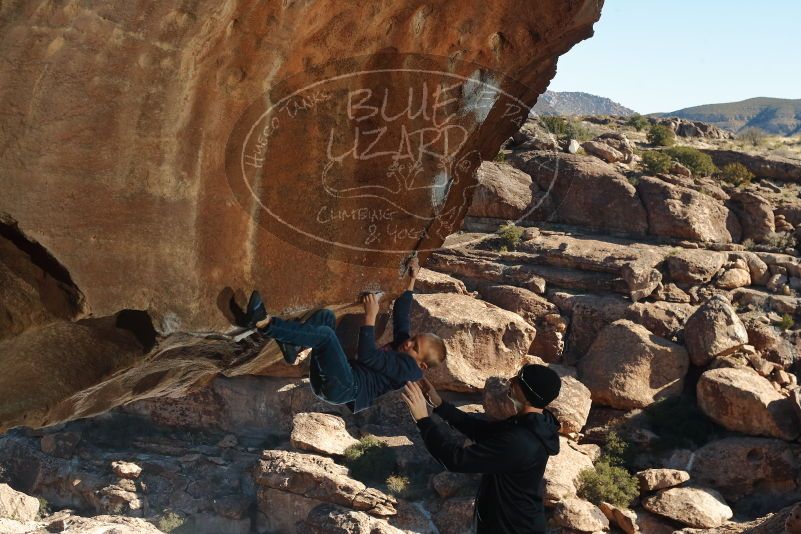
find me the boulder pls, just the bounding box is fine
[729,191,776,243]
[697,367,800,440]
[671,161,692,176]
[595,132,635,162]
[511,118,560,151]
[666,249,726,284]
[414,269,469,295]
[560,293,694,361]
[0,0,603,431]
[543,437,595,504]
[621,260,662,302]
[476,284,566,361]
[388,501,436,534]
[110,461,142,480]
[637,177,734,243]
[511,152,649,235]
[578,320,689,410]
[598,502,638,534]
[642,486,733,528]
[476,284,558,324]
[623,301,696,340]
[467,161,534,220]
[125,375,350,440]
[298,504,403,534]
[0,518,37,534]
[744,318,796,367]
[767,273,790,294]
[548,375,592,435]
[97,483,143,516]
[684,296,748,366]
[290,413,359,456]
[732,287,800,316]
[635,508,679,534]
[636,469,690,493]
[691,437,801,502]
[715,268,751,289]
[410,294,536,391]
[703,149,801,183]
[553,498,609,532]
[0,484,39,522]
[254,450,396,519]
[432,497,475,534]
[730,251,770,285]
[654,282,692,303]
[657,118,734,140]
[582,140,625,163]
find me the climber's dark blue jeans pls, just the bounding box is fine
[262,309,358,405]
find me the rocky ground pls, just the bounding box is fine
[3,116,801,533]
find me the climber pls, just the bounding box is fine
[243,256,447,413]
[401,364,562,534]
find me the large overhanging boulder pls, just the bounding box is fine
[0,1,604,431]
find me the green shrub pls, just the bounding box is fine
[645,396,722,449]
[539,116,595,142]
[641,150,672,174]
[578,459,640,508]
[156,511,185,533]
[497,222,524,251]
[739,127,766,147]
[665,146,718,177]
[494,151,507,162]
[344,436,397,484]
[626,114,650,131]
[577,431,639,508]
[719,162,754,187]
[386,474,410,495]
[36,497,52,520]
[565,120,596,143]
[647,124,676,147]
[778,313,794,331]
[601,431,631,466]
[764,232,797,250]
[540,116,566,136]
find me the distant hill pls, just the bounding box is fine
[532,91,636,117]
[655,97,801,136]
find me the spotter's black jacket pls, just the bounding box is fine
[416,401,561,534]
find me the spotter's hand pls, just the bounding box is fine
[401,381,430,421]
[419,377,442,408]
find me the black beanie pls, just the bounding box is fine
[518,364,561,408]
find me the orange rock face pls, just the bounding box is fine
[0,1,603,430]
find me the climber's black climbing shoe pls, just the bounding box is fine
[246,291,300,363]
[278,341,300,365]
[245,290,268,328]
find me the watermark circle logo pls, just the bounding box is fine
[224,53,561,265]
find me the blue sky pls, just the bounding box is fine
[548,1,801,114]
